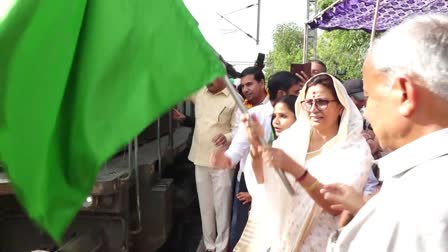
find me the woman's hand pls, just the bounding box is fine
[262,146,304,178]
[242,114,265,156]
[320,183,365,215]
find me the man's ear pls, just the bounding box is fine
[396,77,417,117]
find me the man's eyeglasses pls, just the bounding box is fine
[301,98,337,111]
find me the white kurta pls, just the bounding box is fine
[330,128,448,252]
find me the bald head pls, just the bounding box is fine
[363,13,448,151]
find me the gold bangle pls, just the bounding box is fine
[304,179,319,191]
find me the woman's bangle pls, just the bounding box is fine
[296,169,308,182]
[304,179,320,191]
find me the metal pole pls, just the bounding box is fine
[223,76,295,196]
[303,24,309,63]
[256,0,261,45]
[157,118,162,178]
[168,110,174,150]
[303,0,310,63]
[131,137,142,234]
[370,0,381,46]
[127,142,132,179]
[312,0,318,59]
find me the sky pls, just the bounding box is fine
[184,0,308,72]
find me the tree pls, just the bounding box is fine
[265,23,304,78]
[265,0,371,80]
[317,30,370,79]
[314,0,371,80]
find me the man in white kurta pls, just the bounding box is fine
[188,78,238,252]
[328,13,448,252]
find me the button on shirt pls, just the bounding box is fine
[188,87,238,167]
[332,128,448,252]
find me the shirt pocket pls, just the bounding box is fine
[217,106,232,125]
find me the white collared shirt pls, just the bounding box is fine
[225,100,273,182]
[331,128,448,252]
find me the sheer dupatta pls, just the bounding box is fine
[264,73,372,251]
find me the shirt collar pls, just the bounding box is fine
[206,86,230,96]
[244,93,269,108]
[261,95,270,105]
[378,128,448,180]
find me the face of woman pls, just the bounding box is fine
[303,84,343,132]
[272,102,296,135]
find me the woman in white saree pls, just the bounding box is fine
[235,73,373,252]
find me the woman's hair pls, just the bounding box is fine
[305,74,340,103]
[275,95,298,116]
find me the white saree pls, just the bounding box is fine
[235,74,373,252]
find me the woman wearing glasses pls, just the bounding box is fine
[240,73,372,252]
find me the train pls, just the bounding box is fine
[0,102,196,252]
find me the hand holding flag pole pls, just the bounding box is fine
[223,76,295,196]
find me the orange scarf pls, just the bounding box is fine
[243,99,253,109]
[243,88,268,109]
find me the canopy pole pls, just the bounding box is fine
[303,0,310,63]
[256,0,261,45]
[303,24,309,63]
[370,0,381,45]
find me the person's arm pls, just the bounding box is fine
[250,145,264,183]
[223,106,239,143]
[262,146,342,216]
[182,115,195,127]
[242,114,266,184]
[320,183,366,215]
[209,118,249,169]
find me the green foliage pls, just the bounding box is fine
[265,0,371,80]
[265,23,304,78]
[317,30,370,80]
[314,0,370,80]
[317,0,336,11]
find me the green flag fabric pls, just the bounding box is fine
[0,0,225,241]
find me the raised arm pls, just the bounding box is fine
[242,114,267,184]
[262,147,342,216]
[209,112,249,169]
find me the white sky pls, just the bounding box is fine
[184,0,308,71]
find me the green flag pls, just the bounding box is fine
[0,0,225,241]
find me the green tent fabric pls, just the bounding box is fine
[0,0,225,241]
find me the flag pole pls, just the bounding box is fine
[256,0,261,45]
[223,76,296,195]
[370,0,381,46]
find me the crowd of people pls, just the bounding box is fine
[173,13,448,252]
